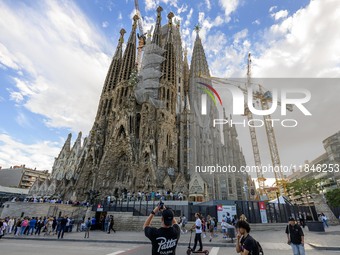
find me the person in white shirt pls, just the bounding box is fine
[8,218,15,234]
[191,213,203,252]
[221,219,227,238]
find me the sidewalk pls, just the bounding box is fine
[3,225,340,250]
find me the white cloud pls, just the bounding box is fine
[197,12,224,42]
[218,0,239,23]
[252,19,260,25]
[269,6,277,13]
[145,0,157,11]
[177,4,188,14]
[271,10,289,20]
[15,111,32,128]
[141,15,156,36]
[0,1,111,133]
[0,43,20,70]
[144,0,179,11]
[233,29,248,44]
[184,8,193,27]
[205,0,211,11]
[0,133,61,171]
[253,0,340,77]
[102,21,109,28]
[118,12,123,20]
[205,32,228,55]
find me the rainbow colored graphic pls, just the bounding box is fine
[197,81,223,106]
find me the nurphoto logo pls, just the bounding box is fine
[198,81,312,128]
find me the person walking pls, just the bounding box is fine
[201,216,206,238]
[221,219,227,239]
[8,217,14,234]
[35,217,43,235]
[107,215,116,234]
[191,213,203,252]
[321,213,329,228]
[144,205,180,255]
[84,217,91,238]
[104,215,110,232]
[15,218,22,236]
[236,220,259,255]
[27,217,37,235]
[208,216,215,242]
[44,217,54,236]
[298,212,305,228]
[20,218,28,235]
[286,217,305,255]
[179,215,188,234]
[57,216,67,239]
[0,220,5,239]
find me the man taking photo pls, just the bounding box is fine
[144,204,180,255]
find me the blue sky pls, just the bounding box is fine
[0,0,339,172]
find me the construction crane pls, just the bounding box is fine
[200,64,293,197]
[134,0,146,72]
[245,53,267,199]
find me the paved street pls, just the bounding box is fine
[2,225,340,254]
[2,239,340,255]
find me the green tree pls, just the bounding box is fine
[287,178,320,220]
[325,188,340,207]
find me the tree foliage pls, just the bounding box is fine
[287,178,319,196]
[325,188,340,207]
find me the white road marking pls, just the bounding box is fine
[105,251,125,255]
[209,247,220,255]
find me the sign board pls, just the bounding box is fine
[217,204,237,223]
[259,201,268,223]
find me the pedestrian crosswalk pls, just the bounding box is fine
[209,247,220,255]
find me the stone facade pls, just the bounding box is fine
[0,202,86,219]
[30,6,248,202]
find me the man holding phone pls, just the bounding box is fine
[144,202,180,255]
[286,217,305,255]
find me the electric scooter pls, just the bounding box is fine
[186,230,209,255]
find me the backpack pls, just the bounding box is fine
[226,216,232,224]
[86,220,92,228]
[250,239,264,255]
[244,235,264,255]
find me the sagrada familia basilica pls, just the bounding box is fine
[30,6,250,202]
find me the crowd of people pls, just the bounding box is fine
[105,190,186,204]
[0,213,120,240]
[10,197,92,207]
[0,215,80,239]
[6,189,186,209]
[0,208,333,255]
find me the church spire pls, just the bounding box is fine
[152,6,163,46]
[161,12,176,84]
[183,48,189,97]
[56,133,71,160]
[190,25,210,78]
[118,15,139,83]
[103,29,126,93]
